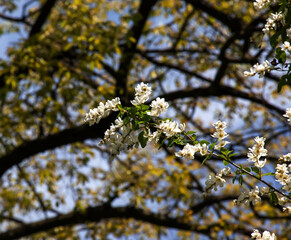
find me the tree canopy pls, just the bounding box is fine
[0,0,290,239]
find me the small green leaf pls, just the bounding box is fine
[229,153,239,158]
[138,131,148,148]
[251,166,260,174]
[201,155,211,165]
[270,191,278,206]
[220,147,230,155]
[168,137,176,147]
[186,131,196,135]
[199,140,209,145]
[209,140,218,150]
[262,172,275,176]
[239,175,243,185]
[219,154,227,160]
[223,160,230,166]
[244,167,251,172]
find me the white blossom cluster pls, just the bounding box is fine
[275,163,291,192]
[158,119,183,138]
[211,120,229,150]
[263,11,285,34]
[175,143,208,160]
[84,97,121,126]
[204,167,231,194]
[234,186,261,206]
[247,136,268,168]
[283,206,291,214]
[253,0,271,10]
[280,152,291,162]
[251,229,277,240]
[283,108,291,125]
[244,60,271,78]
[131,82,152,106]
[102,117,139,158]
[148,97,169,117]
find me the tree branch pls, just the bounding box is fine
[0,113,117,178]
[115,0,158,104]
[29,0,58,37]
[0,204,253,240]
[184,0,244,33]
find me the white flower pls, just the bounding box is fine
[199,143,208,156]
[149,130,161,144]
[263,11,285,33]
[253,0,270,10]
[251,229,277,240]
[204,167,231,194]
[179,123,186,132]
[282,41,291,52]
[175,143,200,160]
[275,163,290,189]
[148,97,169,116]
[283,206,291,214]
[280,153,291,162]
[260,186,269,195]
[251,229,261,239]
[248,136,268,168]
[235,186,261,206]
[211,120,229,150]
[105,97,121,111]
[131,83,152,105]
[283,108,291,125]
[84,98,121,125]
[244,61,271,78]
[159,120,181,137]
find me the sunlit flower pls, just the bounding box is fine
[247,136,268,168]
[283,108,291,125]
[131,83,152,105]
[149,97,169,116]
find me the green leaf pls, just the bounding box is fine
[168,136,176,147]
[220,147,230,155]
[223,160,229,166]
[219,154,227,160]
[199,140,209,145]
[270,31,280,47]
[251,166,260,174]
[201,154,211,165]
[232,176,236,184]
[186,131,196,135]
[141,104,150,110]
[269,191,278,206]
[138,131,148,148]
[239,175,243,185]
[209,140,218,150]
[262,172,275,176]
[229,153,239,158]
[244,167,251,172]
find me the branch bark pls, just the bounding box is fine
[29,0,58,37]
[0,203,253,240]
[115,0,158,104]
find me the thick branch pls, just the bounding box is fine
[0,113,117,178]
[116,0,158,104]
[0,204,252,240]
[158,86,285,116]
[184,0,244,33]
[29,0,58,37]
